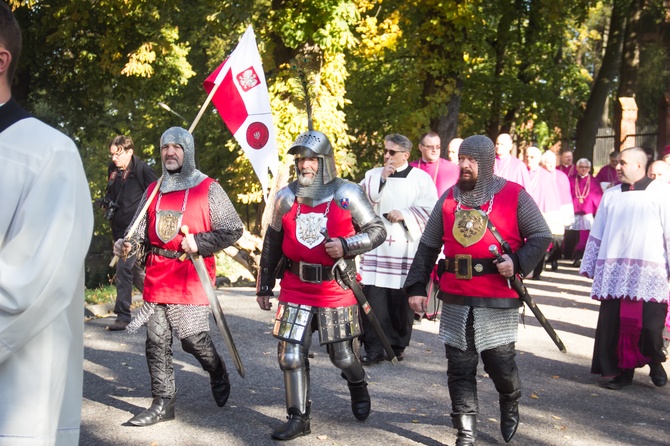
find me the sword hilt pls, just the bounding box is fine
[180,225,193,261]
[489,244,512,289]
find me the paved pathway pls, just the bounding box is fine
[81,261,670,445]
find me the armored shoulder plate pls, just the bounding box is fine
[270,185,296,231]
[333,179,377,226]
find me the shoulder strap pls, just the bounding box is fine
[474,207,512,255]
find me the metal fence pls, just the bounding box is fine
[592,125,657,169]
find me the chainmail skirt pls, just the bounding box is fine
[127,302,211,339]
[439,304,518,352]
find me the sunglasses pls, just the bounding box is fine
[384,149,405,156]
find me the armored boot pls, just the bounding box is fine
[346,379,371,421]
[451,413,477,446]
[271,403,311,441]
[275,340,312,440]
[128,394,176,427]
[499,393,520,443]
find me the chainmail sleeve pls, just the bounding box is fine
[194,181,244,257]
[514,189,552,276]
[404,193,447,296]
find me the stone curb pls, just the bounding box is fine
[84,294,143,319]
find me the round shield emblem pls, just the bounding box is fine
[246,122,269,150]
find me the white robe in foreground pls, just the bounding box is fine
[0,116,93,445]
[359,165,437,289]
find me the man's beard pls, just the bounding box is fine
[457,172,477,191]
[298,168,317,186]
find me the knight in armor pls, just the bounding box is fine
[256,130,387,441]
[113,127,244,426]
[405,135,552,445]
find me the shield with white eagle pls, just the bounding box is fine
[295,213,328,249]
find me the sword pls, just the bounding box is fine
[181,225,246,377]
[489,245,567,353]
[322,229,398,365]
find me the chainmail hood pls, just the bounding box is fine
[159,127,207,193]
[454,135,505,207]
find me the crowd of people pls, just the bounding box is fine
[2,3,669,445]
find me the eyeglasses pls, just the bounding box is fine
[384,149,405,156]
[420,144,441,151]
[109,150,128,159]
[577,165,590,169]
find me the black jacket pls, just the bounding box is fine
[105,155,158,239]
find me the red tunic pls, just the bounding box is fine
[143,178,215,305]
[279,200,357,308]
[439,182,523,300]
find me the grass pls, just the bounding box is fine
[85,284,117,305]
[85,252,255,305]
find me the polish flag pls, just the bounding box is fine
[204,26,278,196]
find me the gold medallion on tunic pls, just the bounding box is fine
[156,210,183,243]
[452,209,488,247]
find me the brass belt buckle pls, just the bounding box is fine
[455,254,473,280]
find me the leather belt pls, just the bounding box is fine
[151,246,184,259]
[443,255,498,280]
[287,259,335,284]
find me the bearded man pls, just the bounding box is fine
[256,130,386,440]
[405,135,551,445]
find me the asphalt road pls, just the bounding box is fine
[81,261,670,446]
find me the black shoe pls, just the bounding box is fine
[604,369,634,390]
[389,349,404,362]
[361,351,385,365]
[500,400,519,443]
[550,260,558,271]
[271,407,311,441]
[347,380,371,421]
[211,367,231,407]
[107,320,129,331]
[127,395,176,427]
[649,363,667,387]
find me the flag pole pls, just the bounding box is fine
[189,80,223,134]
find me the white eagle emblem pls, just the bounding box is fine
[237,67,260,91]
[295,213,327,249]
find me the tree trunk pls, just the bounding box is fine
[574,0,631,160]
[613,0,643,152]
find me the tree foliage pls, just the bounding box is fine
[5,0,670,285]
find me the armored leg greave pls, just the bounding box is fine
[278,336,311,416]
[274,338,312,440]
[145,305,176,398]
[328,339,370,421]
[181,331,230,407]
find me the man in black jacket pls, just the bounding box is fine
[102,135,157,331]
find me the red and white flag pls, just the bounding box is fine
[204,26,278,196]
